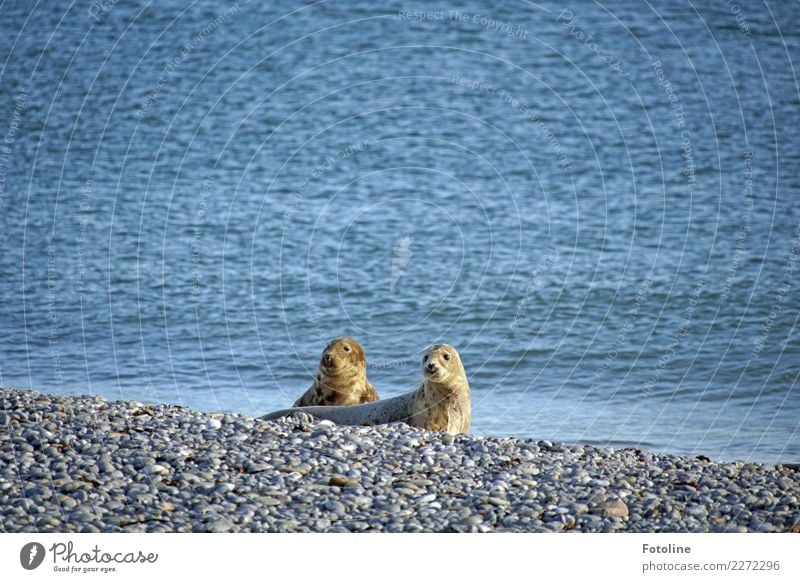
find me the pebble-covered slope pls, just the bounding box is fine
[1,388,798,533]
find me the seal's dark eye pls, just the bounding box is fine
[423,354,429,361]
[343,345,351,352]
[443,353,451,360]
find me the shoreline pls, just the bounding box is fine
[1,387,798,533]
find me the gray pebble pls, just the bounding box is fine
[1,387,796,534]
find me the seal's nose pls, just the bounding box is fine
[324,353,333,365]
[426,362,437,372]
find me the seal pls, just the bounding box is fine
[263,344,470,434]
[292,337,378,407]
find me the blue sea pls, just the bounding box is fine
[0,1,798,463]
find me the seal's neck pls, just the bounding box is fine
[424,377,469,399]
[320,369,363,386]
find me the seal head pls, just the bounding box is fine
[422,344,459,384]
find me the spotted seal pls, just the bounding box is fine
[292,337,378,407]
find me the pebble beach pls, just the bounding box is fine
[1,388,798,533]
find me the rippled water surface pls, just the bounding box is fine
[1,1,798,462]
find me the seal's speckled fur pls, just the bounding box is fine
[293,337,378,407]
